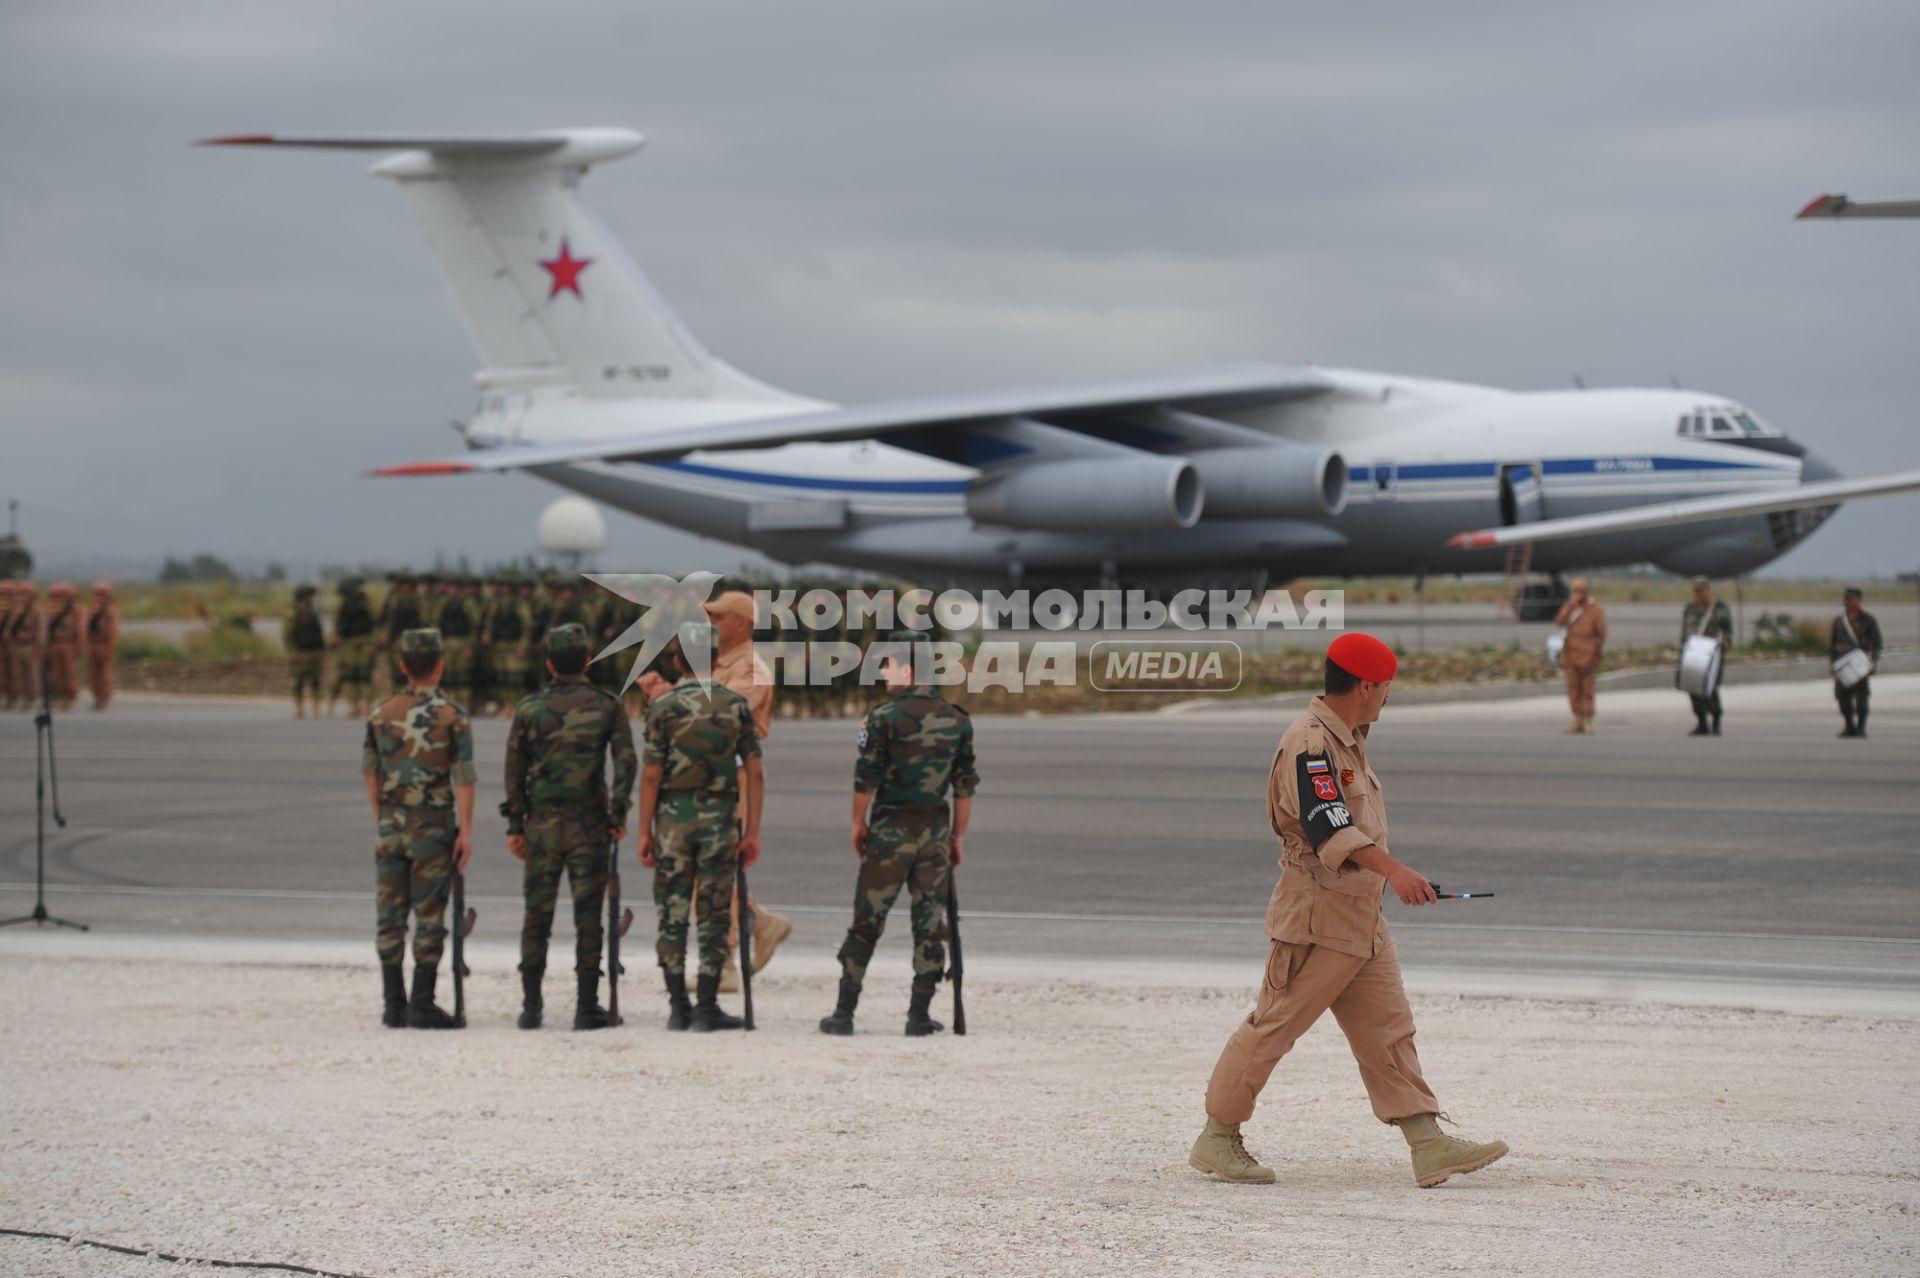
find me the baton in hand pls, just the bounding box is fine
[1429,880,1495,900]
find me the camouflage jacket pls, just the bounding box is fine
[642,679,760,797]
[437,595,478,639]
[284,602,326,652]
[501,675,638,833]
[855,684,979,809]
[361,687,477,812]
[1680,600,1733,646]
[379,592,422,639]
[335,594,375,640]
[1831,611,1883,662]
[488,598,531,644]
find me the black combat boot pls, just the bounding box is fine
[381,965,407,1029]
[406,965,459,1030]
[1711,713,1723,736]
[573,971,609,1031]
[1856,705,1869,738]
[689,972,744,1032]
[1840,712,1858,738]
[818,978,860,1036]
[1689,714,1710,736]
[517,968,543,1030]
[904,976,945,1037]
[663,971,693,1031]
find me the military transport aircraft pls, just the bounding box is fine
[206,129,1920,589]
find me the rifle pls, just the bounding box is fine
[451,863,477,1028]
[606,836,634,1026]
[946,876,966,1036]
[735,858,755,1031]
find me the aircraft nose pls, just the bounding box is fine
[1799,448,1842,485]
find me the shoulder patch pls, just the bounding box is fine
[1295,749,1355,851]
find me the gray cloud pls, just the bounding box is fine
[3,0,1916,579]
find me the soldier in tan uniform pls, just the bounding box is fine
[43,582,84,711]
[1193,632,1508,1189]
[6,582,41,710]
[0,581,15,709]
[1552,577,1608,735]
[85,581,120,711]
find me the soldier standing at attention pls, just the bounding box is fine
[434,575,475,707]
[1680,576,1734,736]
[1831,587,1885,738]
[5,582,41,710]
[42,582,83,712]
[377,572,423,694]
[329,578,377,718]
[84,581,120,712]
[820,631,977,1038]
[637,623,763,1032]
[1552,576,1608,735]
[0,580,15,710]
[284,585,327,720]
[487,575,532,718]
[1193,633,1508,1189]
[502,624,638,1031]
[362,629,476,1029]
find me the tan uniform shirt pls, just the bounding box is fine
[1263,696,1390,960]
[711,641,774,739]
[1552,598,1608,669]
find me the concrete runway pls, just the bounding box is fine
[2,677,1915,1010]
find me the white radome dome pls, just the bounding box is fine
[536,497,608,555]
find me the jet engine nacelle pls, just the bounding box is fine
[1187,443,1348,519]
[967,457,1204,531]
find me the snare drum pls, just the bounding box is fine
[1832,648,1872,689]
[1678,634,1722,697]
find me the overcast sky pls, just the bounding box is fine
[4,0,1917,582]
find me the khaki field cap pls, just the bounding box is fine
[399,628,443,655]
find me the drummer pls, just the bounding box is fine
[1679,577,1733,737]
[1830,587,1884,739]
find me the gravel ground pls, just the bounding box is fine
[1,957,1915,1278]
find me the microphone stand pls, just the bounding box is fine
[1,661,87,930]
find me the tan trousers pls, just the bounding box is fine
[47,648,79,706]
[88,644,115,708]
[1206,930,1439,1125]
[10,650,41,705]
[1564,664,1597,718]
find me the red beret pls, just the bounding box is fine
[1327,632,1397,683]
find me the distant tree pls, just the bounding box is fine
[262,562,287,583]
[159,553,240,583]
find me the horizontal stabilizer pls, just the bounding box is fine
[1448,467,1920,549]
[1795,193,1920,220]
[198,131,581,157]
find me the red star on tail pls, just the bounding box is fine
[540,238,592,299]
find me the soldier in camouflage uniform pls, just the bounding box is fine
[284,584,327,720]
[377,572,423,693]
[361,629,477,1029]
[637,623,764,1032]
[435,574,478,707]
[485,576,528,717]
[1679,576,1734,736]
[821,631,978,1037]
[1831,586,1885,739]
[329,578,377,718]
[502,624,638,1031]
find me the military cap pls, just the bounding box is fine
[294,584,317,600]
[1328,631,1397,682]
[1690,575,1712,589]
[702,590,757,623]
[385,570,410,584]
[545,622,591,655]
[338,576,363,591]
[399,628,444,655]
[1844,586,1864,599]
[49,580,77,597]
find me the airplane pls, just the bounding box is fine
[204,128,1920,591]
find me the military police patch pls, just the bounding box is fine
[1296,750,1354,850]
[856,725,869,748]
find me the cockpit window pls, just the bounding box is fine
[1736,413,1765,436]
[1710,415,1737,435]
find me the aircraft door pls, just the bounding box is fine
[1498,462,1543,525]
[504,391,533,443]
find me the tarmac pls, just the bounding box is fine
[1,673,1915,1014]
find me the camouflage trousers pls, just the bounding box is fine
[375,808,455,967]
[332,637,374,697]
[288,651,324,698]
[652,791,739,978]
[519,809,609,976]
[837,807,951,989]
[492,650,528,705]
[440,637,475,704]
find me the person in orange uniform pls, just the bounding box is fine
[1191,632,1509,1189]
[42,582,85,712]
[1552,577,1608,735]
[85,581,121,711]
[5,582,41,710]
[0,580,16,710]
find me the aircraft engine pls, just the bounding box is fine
[966,457,1204,531]
[1187,443,1348,519]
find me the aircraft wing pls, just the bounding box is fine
[370,364,1332,476]
[1447,468,1920,549]
[1796,194,1920,220]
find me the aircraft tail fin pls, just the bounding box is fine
[200,130,800,404]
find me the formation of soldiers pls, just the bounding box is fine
[0,579,120,712]
[361,594,975,1039]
